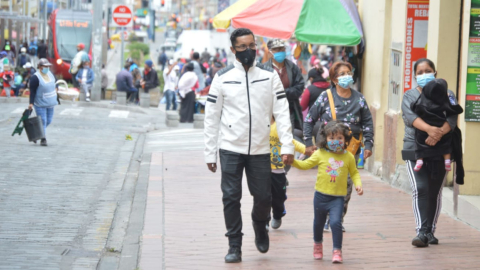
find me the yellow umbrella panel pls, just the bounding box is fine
[212,0,258,29]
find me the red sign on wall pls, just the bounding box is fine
[403,0,429,92]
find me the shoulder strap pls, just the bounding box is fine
[326,89,336,120]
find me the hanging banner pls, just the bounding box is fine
[465,1,480,121]
[403,0,429,92]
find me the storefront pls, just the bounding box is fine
[358,0,480,196]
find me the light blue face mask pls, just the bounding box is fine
[273,51,286,63]
[327,140,344,152]
[41,67,49,74]
[337,75,354,89]
[416,73,435,88]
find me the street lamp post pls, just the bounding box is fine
[91,0,103,101]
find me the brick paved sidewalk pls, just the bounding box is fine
[139,151,480,269]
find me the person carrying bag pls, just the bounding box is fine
[326,89,363,155]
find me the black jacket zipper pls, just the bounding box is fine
[245,71,252,155]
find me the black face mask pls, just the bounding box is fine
[235,48,256,67]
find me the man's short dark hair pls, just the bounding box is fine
[193,52,200,60]
[230,28,255,47]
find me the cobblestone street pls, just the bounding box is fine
[0,102,156,269]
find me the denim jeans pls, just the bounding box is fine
[81,83,92,98]
[34,106,54,138]
[164,89,177,110]
[313,191,344,250]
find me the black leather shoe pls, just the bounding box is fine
[40,139,47,146]
[253,221,269,253]
[412,233,429,247]
[426,233,439,245]
[225,246,242,263]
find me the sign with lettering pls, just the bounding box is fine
[112,5,133,27]
[58,20,90,28]
[403,0,429,92]
[465,1,480,121]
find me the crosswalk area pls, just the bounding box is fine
[146,128,205,153]
[9,107,131,119]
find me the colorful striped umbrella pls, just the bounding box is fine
[213,0,364,46]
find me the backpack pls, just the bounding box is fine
[29,46,37,56]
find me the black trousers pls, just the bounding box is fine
[219,149,271,246]
[271,173,287,220]
[406,160,446,234]
[180,91,195,123]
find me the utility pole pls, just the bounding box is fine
[149,0,155,42]
[91,0,103,101]
[42,0,48,40]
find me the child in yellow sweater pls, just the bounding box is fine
[293,121,363,263]
[269,118,305,230]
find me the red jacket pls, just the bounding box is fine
[0,71,15,88]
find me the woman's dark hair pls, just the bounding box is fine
[230,28,255,46]
[413,58,436,74]
[186,62,194,71]
[329,61,353,82]
[316,120,352,149]
[308,67,325,82]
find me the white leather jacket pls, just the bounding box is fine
[204,59,294,163]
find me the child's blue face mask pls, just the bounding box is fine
[327,140,344,152]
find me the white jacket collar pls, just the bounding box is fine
[233,58,257,73]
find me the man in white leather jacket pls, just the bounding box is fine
[204,28,294,263]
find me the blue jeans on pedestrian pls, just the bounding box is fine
[313,191,344,250]
[34,105,54,138]
[164,89,177,110]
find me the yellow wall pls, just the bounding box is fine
[359,0,392,163]
[458,0,480,195]
[360,0,480,195]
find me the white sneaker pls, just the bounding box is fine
[86,98,91,102]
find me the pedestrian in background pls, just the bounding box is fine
[163,59,178,110]
[141,60,159,94]
[177,62,197,122]
[101,64,108,100]
[401,58,459,247]
[70,43,89,88]
[303,61,374,232]
[28,40,38,67]
[0,65,15,97]
[76,60,94,102]
[191,52,206,91]
[17,47,31,69]
[28,58,58,146]
[37,40,48,59]
[116,64,138,104]
[293,121,363,263]
[158,48,167,71]
[264,39,305,131]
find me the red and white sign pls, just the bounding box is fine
[403,0,429,92]
[112,5,133,27]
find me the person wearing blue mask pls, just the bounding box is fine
[401,58,459,248]
[28,58,59,146]
[303,61,374,233]
[264,39,305,133]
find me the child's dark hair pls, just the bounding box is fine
[316,120,352,149]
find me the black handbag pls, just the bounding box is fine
[24,109,45,142]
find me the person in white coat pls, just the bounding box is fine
[204,28,294,263]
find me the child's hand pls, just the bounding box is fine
[356,186,363,196]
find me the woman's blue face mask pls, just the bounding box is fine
[416,73,435,88]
